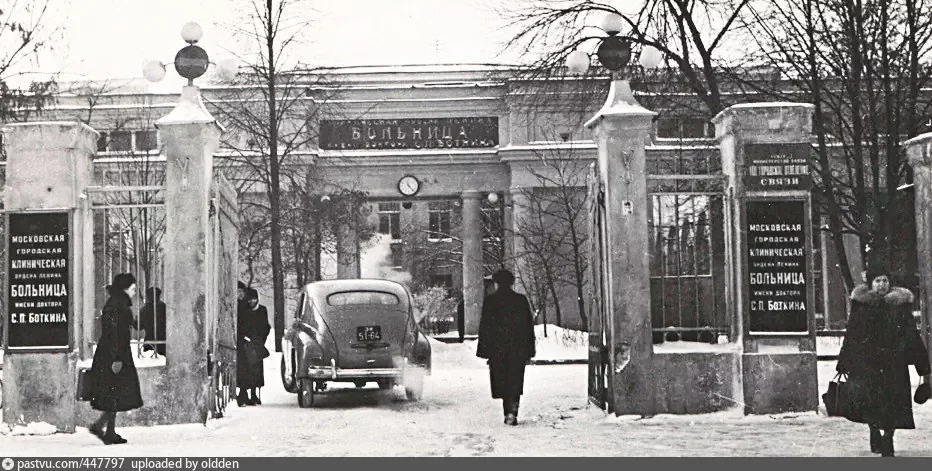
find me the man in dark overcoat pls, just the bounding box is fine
[476,269,536,426]
[837,267,931,457]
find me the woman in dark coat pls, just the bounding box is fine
[89,273,143,445]
[237,287,271,406]
[837,269,931,457]
[476,269,536,426]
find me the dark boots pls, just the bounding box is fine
[870,426,895,457]
[251,388,262,405]
[503,396,520,426]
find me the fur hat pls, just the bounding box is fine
[492,269,515,287]
[107,273,136,296]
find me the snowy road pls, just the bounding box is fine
[2,340,932,457]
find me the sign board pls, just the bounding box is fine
[746,200,809,333]
[319,117,499,150]
[5,212,71,350]
[745,143,811,191]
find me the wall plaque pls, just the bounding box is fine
[745,143,811,191]
[6,212,71,350]
[746,200,809,333]
[319,117,499,150]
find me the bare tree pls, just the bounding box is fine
[743,0,932,297]
[0,0,61,123]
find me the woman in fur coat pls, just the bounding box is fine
[837,269,931,457]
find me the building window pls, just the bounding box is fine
[428,201,453,241]
[429,274,453,291]
[378,202,401,240]
[96,129,159,153]
[481,200,504,272]
[657,117,711,139]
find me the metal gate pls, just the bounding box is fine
[207,176,239,419]
[586,164,610,411]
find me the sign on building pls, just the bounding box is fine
[5,212,71,351]
[319,117,499,150]
[746,200,809,333]
[745,143,811,191]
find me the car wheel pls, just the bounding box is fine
[404,371,424,401]
[354,380,367,388]
[377,379,394,390]
[297,379,315,408]
[281,354,298,394]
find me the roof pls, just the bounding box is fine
[303,279,411,300]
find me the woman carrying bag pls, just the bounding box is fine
[237,287,271,406]
[836,265,931,457]
[88,273,143,445]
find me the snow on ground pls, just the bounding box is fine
[1,329,931,456]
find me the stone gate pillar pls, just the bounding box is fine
[904,133,932,371]
[2,122,97,432]
[156,86,222,424]
[712,103,818,414]
[585,80,657,414]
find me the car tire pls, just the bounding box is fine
[281,354,298,394]
[404,371,424,401]
[297,379,315,408]
[354,380,367,388]
[377,379,394,390]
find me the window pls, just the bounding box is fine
[390,242,404,269]
[657,117,711,139]
[481,199,505,272]
[135,130,158,152]
[96,129,159,153]
[377,202,401,240]
[429,274,453,290]
[327,291,399,306]
[110,131,133,152]
[428,201,453,241]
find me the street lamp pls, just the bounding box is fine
[143,22,238,85]
[565,12,663,76]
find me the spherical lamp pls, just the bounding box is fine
[566,50,590,75]
[487,192,500,204]
[638,45,663,69]
[142,60,166,83]
[216,57,239,81]
[181,22,204,44]
[601,12,624,36]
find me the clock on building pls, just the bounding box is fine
[398,175,420,197]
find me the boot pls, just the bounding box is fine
[870,426,881,454]
[251,388,262,405]
[237,390,250,407]
[881,430,895,457]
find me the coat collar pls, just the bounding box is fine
[850,284,913,306]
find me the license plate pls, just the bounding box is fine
[357,326,382,341]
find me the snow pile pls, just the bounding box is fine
[10,422,57,436]
[534,325,588,362]
[427,338,486,369]
[654,341,740,354]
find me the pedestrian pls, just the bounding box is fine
[139,287,166,357]
[88,273,143,445]
[476,269,536,426]
[837,265,931,457]
[237,287,271,406]
[456,297,465,343]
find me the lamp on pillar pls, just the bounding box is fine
[564,12,663,77]
[143,22,239,86]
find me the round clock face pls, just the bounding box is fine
[398,175,420,196]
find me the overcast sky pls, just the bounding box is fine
[40,0,526,84]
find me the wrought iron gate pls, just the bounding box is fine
[207,176,239,419]
[586,165,610,411]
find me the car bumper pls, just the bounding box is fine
[302,366,404,380]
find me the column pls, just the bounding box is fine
[585,80,657,415]
[712,102,818,415]
[461,191,483,335]
[2,122,97,432]
[156,86,222,424]
[508,188,530,301]
[904,133,932,372]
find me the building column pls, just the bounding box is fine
[712,102,817,415]
[1,122,97,432]
[904,133,932,372]
[508,188,531,300]
[336,221,359,279]
[156,85,223,424]
[461,191,483,335]
[585,80,657,415]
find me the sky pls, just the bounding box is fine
[31,0,527,86]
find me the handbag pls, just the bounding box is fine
[244,340,270,365]
[822,373,847,417]
[823,372,871,422]
[76,367,93,402]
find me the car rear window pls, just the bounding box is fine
[327,291,400,306]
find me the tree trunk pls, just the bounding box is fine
[266,0,286,352]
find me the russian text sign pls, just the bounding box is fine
[746,201,809,333]
[6,212,71,350]
[745,143,811,191]
[319,117,499,150]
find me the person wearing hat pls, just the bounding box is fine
[237,287,271,406]
[139,287,166,357]
[837,264,931,457]
[476,269,536,426]
[88,273,143,445]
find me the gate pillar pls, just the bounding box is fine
[713,103,818,414]
[155,86,223,423]
[1,122,98,432]
[585,80,657,414]
[904,133,932,376]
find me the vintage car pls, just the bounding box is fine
[280,279,432,407]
